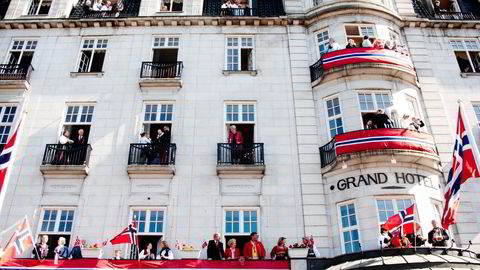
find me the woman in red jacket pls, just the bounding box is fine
[228,125,244,164]
[225,239,241,260]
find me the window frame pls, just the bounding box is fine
[356,90,393,113]
[223,207,260,237]
[75,38,108,73]
[25,0,51,15]
[129,207,167,235]
[142,102,174,124]
[36,207,76,236]
[158,0,183,12]
[4,39,38,65]
[315,29,330,57]
[225,36,255,71]
[374,196,416,226]
[472,103,480,124]
[63,103,96,125]
[344,24,377,39]
[337,201,361,254]
[0,104,18,145]
[449,38,480,73]
[324,95,344,139]
[152,36,180,49]
[224,102,256,124]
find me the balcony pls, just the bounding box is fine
[216,143,265,186]
[69,0,140,19]
[310,48,416,85]
[0,64,34,91]
[412,0,480,20]
[127,143,176,180]
[319,129,440,172]
[139,62,183,89]
[40,144,92,185]
[202,0,285,17]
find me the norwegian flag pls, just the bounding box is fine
[110,222,138,246]
[382,204,420,234]
[0,217,34,264]
[442,107,480,229]
[0,121,21,212]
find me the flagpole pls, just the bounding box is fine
[458,100,480,171]
[26,215,41,261]
[413,204,417,253]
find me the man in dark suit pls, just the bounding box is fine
[207,233,224,260]
[159,126,171,165]
[73,129,88,165]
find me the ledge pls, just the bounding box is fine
[0,80,31,91]
[127,164,175,179]
[70,71,104,78]
[139,78,182,89]
[40,165,89,178]
[460,72,480,78]
[216,165,265,178]
[222,70,258,76]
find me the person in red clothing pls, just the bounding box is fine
[225,239,241,260]
[270,237,288,260]
[243,232,266,260]
[391,232,411,248]
[228,125,244,164]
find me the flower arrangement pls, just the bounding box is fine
[180,244,196,251]
[288,243,307,249]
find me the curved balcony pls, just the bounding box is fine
[319,128,440,172]
[310,48,416,86]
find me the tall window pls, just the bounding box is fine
[338,203,360,254]
[450,39,480,73]
[142,103,173,142]
[159,0,183,12]
[226,37,254,71]
[62,104,95,150]
[224,209,258,255]
[0,105,17,146]
[345,25,376,47]
[77,39,108,73]
[376,197,413,223]
[325,97,344,138]
[38,208,75,259]
[131,208,165,256]
[473,103,480,123]
[64,105,95,124]
[225,103,255,144]
[26,0,51,15]
[316,30,330,55]
[6,40,37,68]
[357,92,392,128]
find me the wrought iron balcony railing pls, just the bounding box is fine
[202,0,285,17]
[69,0,140,19]
[217,143,264,165]
[128,143,176,165]
[42,144,92,166]
[0,64,34,82]
[140,62,183,79]
[411,0,480,20]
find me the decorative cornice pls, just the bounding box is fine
[402,16,480,29]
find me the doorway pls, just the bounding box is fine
[41,234,71,259]
[137,235,163,258]
[224,235,250,256]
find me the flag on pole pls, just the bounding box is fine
[0,217,34,264]
[382,204,420,234]
[110,223,138,246]
[0,120,22,213]
[442,105,480,229]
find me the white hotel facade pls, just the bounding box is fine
[0,0,479,260]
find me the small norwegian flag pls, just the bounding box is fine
[0,217,34,264]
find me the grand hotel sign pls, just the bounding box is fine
[330,172,441,191]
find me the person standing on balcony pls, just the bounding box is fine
[56,130,74,164]
[154,128,164,164]
[326,39,341,53]
[207,233,225,260]
[138,132,152,164]
[400,114,410,128]
[33,235,49,260]
[378,227,392,248]
[409,117,425,132]
[362,36,373,48]
[346,39,357,49]
[373,109,391,129]
[243,232,265,260]
[160,126,171,165]
[270,237,288,260]
[302,236,320,257]
[228,125,244,164]
[428,220,449,247]
[73,129,87,165]
[225,239,241,260]
[157,241,174,260]
[139,243,155,260]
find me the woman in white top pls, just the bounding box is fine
[59,130,74,145]
[139,243,155,260]
[157,241,174,260]
[400,114,410,129]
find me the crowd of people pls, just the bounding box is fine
[325,36,409,55]
[363,109,425,132]
[80,0,124,16]
[137,126,171,165]
[378,220,449,249]
[220,0,251,16]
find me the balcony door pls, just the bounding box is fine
[152,48,178,63]
[227,124,254,145]
[5,40,37,68]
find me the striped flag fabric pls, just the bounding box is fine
[0,121,21,214]
[0,217,34,264]
[383,204,420,234]
[110,223,138,246]
[442,107,480,229]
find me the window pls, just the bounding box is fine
[77,39,108,73]
[130,208,165,256]
[39,209,75,233]
[143,104,173,123]
[224,208,258,255]
[450,39,480,73]
[0,105,17,145]
[64,105,95,124]
[159,0,183,12]
[345,25,376,47]
[338,203,360,254]
[316,30,330,55]
[225,104,255,123]
[6,40,37,67]
[153,37,179,48]
[226,37,254,71]
[473,103,480,123]
[358,92,392,112]
[26,0,51,15]
[376,198,413,223]
[325,97,344,138]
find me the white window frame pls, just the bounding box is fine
[158,0,183,12]
[224,102,256,124]
[129,207,166,235]
[324,96,344,139]
[315,29,330,57]
[36,207,76,236]
[225,36,255,71]
[142,102,174,124]
[152,36,180,49]
[375,196,415,225]
[5,39,38,65]
[25,0,51,15]
[63,104,95,125]
[75,38,108,73]
[337,201,361,254]
[472,103,480,124]
[0,104,18,145]
[357,91,393,113]
[344,24,377,41]
[223,207,260,237]
[450,39,480,73]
